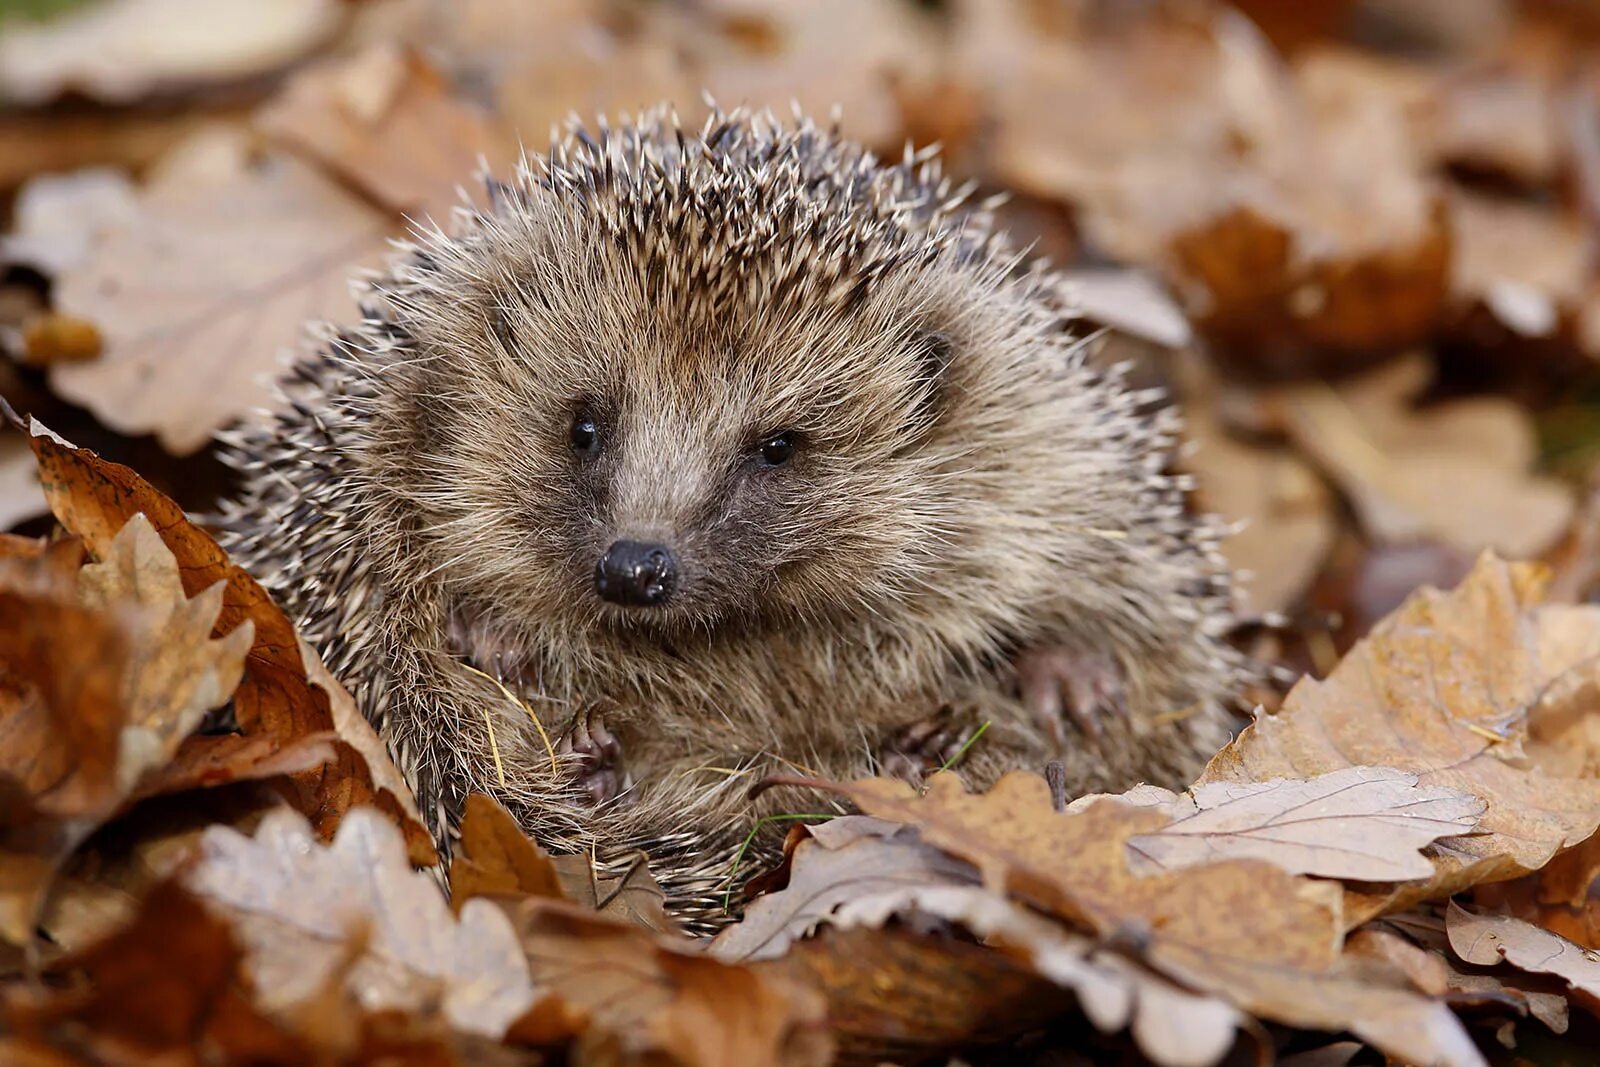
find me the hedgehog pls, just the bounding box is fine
[216,106,1245,929]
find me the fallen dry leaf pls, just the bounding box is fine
[186,806,533,1038]
[76,514,253,795]
[1116,767,1485,882]
[1,879,306,1064]
[711,815,979,963]
[26,417,437,865]
[1448,901,1600,1004]
[452,792,673,933]
[451,792,568,908]
[0,0,342,106]
[1379,910,1571,1035]
[1182,379,1336,617]
[256,44,514,219]
[687,0,931,152]
[502,897,832,1067]
[0,437,47,534]
[818,773,1484,1067]
[0,512,251,946]
[1202,553,1600,922]
[48,127,392,454]
[1267,356,1573,559]
[1448,189,1591,342]
[427,0,693,152]
[822,883,1245,1067]
[964,3,1447,374]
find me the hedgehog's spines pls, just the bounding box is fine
[219,104,1246,929]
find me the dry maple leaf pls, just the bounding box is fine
[1104,766,1485,881]
[48,127,392,454]
[1265,356,1573,559]
[186,806,533,1039]
[501,897,832,1067]
[1201,553,1600,922]
[820,772,1485,1067]
[25,415,437,865]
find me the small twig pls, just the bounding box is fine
[1045,760,1068,812]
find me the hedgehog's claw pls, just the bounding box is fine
[1016,646,1126,754]
[879,707,973,784]
[558,707,633,806]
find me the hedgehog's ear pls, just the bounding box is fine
[907,328,954,434]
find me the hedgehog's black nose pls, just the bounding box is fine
[595,540,676,607]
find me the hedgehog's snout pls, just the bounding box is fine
[595,540,677,607]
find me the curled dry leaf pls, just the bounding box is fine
[452,792,672,932]
[711,814,980,963]
[1447,902,1600,1006]
[502,897,832,1067]
[0,513,252,946]
[1377,910,1570,1035]
[186,806,533,1038]
[1202,553,1600,923]
[26,417,437,865]
[451,792,568,908]
[48,128,392,455]
[1,879,298,1063]
[820,773,1484,1067]
[828,884,1244,1067]
[1263,356,1573,559]
[1116,766,1485,882]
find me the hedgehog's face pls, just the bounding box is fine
[397,247,981,650]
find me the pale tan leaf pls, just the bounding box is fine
[711,815,979,963]
[1448,902,1600,1001]
[0,0,342,106]
[1183,393,1336,617]
[1201,554,1600,923]
[255,44,514,219]
[1124,767,1485,881]
[77,514,253,793]
[184,806,533,1038]
[1271,357,1572,558]
[49,128,393,454]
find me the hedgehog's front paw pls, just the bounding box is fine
[878,707,974,784]
[1015,645,1126,754]
[557,707,634,806]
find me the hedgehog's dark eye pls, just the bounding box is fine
[570,413,599,456]
[758,432,795,467]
